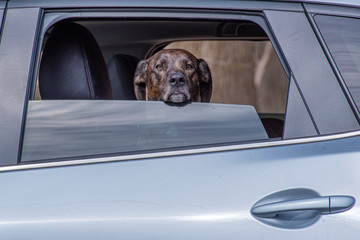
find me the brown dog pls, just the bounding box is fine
[134,49,212,103]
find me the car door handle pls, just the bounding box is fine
[251,195,355,218]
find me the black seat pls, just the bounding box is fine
[107,54,139,100]
[39,22,113,100]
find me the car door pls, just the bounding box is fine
[0,1,359,240]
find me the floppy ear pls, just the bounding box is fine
[134,60,148,100]
[198,59,212,102]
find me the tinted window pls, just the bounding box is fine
[22,101,268,162]
[315,15,360,111]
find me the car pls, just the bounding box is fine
[0,0,360,239]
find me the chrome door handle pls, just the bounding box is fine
[251,195,355,218]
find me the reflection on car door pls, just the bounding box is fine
[0,136,359,239]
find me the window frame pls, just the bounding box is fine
[22,8,296,164]
[0,7,42,166]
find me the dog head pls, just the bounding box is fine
[134,49,212,103]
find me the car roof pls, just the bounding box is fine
[7,0,360,9]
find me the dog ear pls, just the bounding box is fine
[198,59,212,102]
[134,60,148,100]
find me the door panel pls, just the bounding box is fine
[0,136,359,239]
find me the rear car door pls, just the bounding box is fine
[0,1,359,239]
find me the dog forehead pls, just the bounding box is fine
[152,49,197,63]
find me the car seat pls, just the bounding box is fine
[107,54,139,100]
[39,22,114,99]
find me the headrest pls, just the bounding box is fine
[39,22,114,100]
[107,54,139,100]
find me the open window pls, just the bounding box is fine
[22,14,289,163]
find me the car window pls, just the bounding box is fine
[22,17,290,163]
[314,15,360,112]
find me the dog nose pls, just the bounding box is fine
[169,73,186,86]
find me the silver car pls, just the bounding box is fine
[0,0,359,239]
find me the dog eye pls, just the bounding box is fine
[156,64,163,70]
[185,64,193,70]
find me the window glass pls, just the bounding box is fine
[315,15,360,111]
[22,101,268,162]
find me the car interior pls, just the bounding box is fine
[37,18,288,133]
